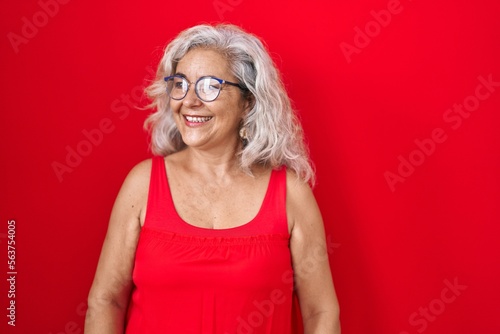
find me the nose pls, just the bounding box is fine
[182,83,202,107]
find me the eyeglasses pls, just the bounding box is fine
[164,75,244,102]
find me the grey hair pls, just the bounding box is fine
[144,24,315,185]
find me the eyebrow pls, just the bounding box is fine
[174,72,188,79]
[173,72,221,80]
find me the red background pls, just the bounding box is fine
[1,0,499,333]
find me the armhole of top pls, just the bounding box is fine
[142,156,164,229]
[280,166,290,235]
[267,166,289,235]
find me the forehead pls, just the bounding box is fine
[176,48,232,78]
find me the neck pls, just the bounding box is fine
[182,143,243,179]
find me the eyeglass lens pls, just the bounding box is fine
[166,77,222,102]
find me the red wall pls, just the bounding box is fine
[1,0,499,333]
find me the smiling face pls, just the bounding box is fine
[169,48,249,153]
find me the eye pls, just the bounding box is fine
[199,78,218,93]
[172,78,187,90]
[207,79,221,91]
[208,83,221,90]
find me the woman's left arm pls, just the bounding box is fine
[287,172,341,334]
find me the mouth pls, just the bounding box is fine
[184,115,213,124]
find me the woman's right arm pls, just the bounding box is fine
[84,159,151,334]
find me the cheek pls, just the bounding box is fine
[169,100,181,113]
[168,102,184,128]
[217,103,242,123]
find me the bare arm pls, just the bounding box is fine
[84,160,151,333]
[287,172,341,334]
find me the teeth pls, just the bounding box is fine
[185,116,212,123]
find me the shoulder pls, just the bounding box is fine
[286,169,315,205]
[121,158,153,192]
[113,158,154,225]
[128,157,153,178]
[285,169,321,232]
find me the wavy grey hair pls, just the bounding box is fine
[144,24,315,185]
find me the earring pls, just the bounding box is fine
[239,127,248,140]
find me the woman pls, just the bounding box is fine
[85,24,340,333]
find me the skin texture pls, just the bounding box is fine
[85,48,340,333]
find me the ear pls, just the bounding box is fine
[242,93,255,115]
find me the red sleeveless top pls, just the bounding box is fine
[125,156,294,333]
